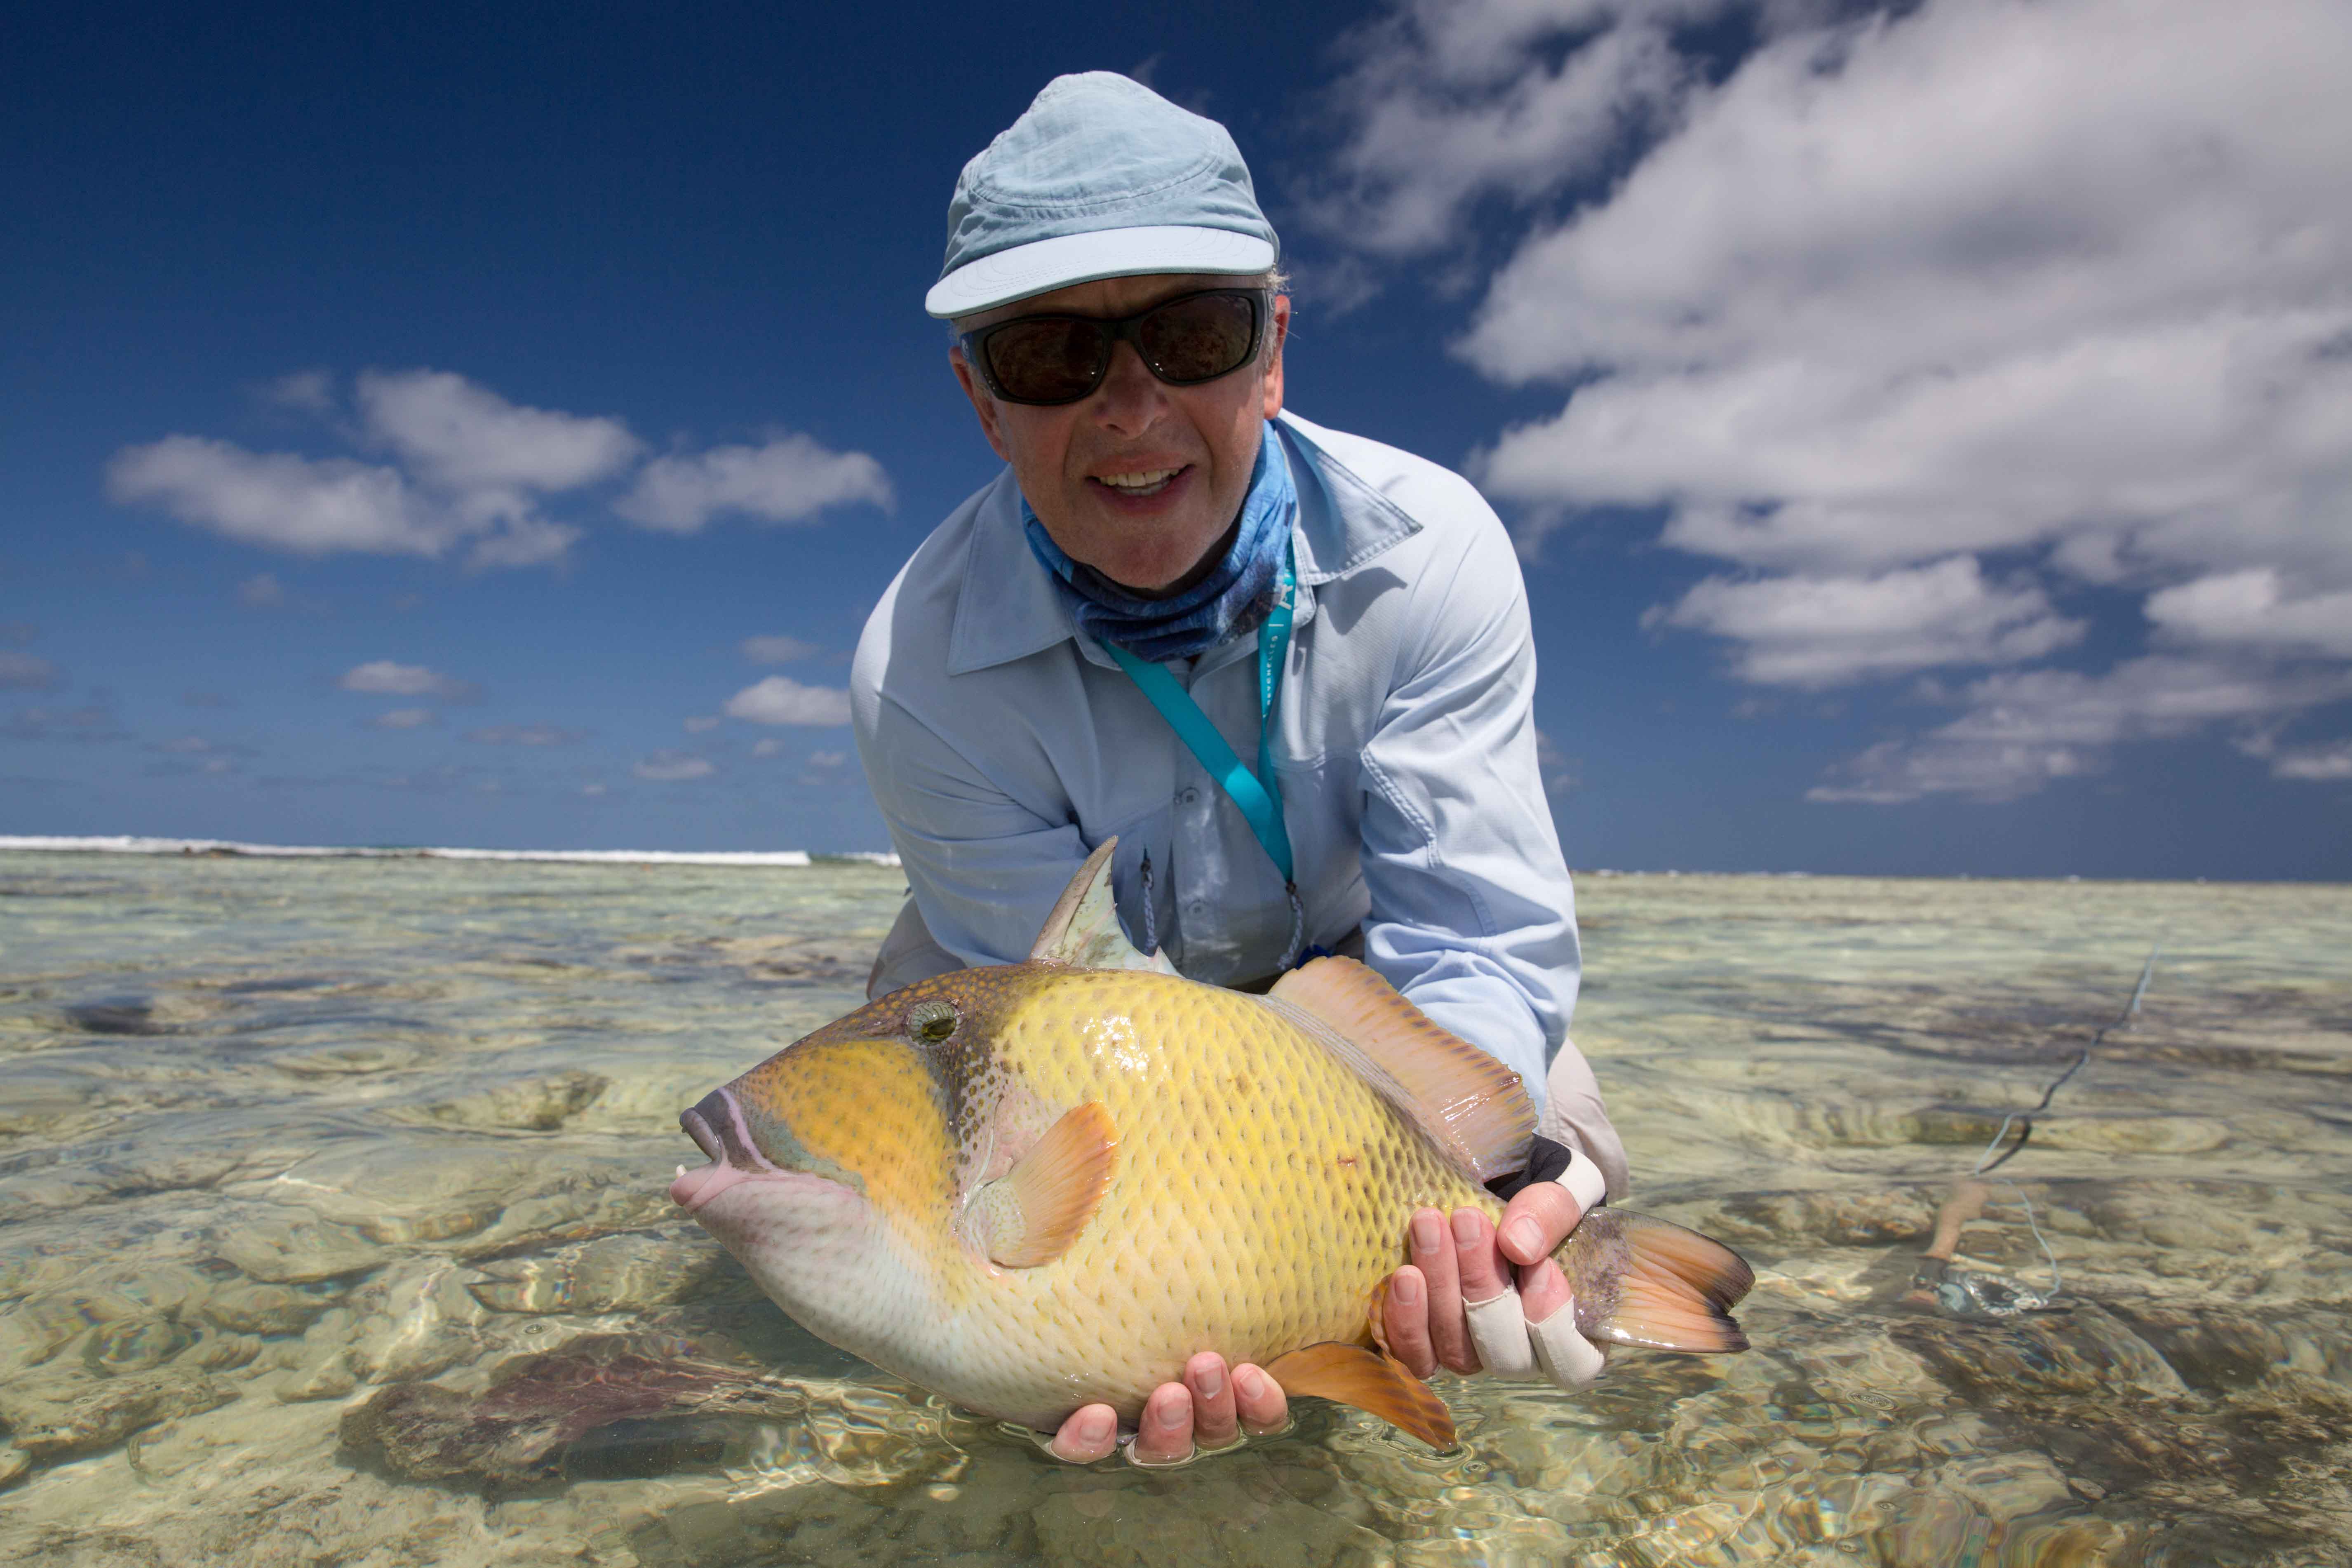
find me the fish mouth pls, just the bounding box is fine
[670,1087,780,1213]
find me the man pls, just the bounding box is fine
[851,72,1626,1465]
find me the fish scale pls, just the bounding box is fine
[672,841,1753,1443]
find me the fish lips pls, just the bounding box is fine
[670,1088,777,1213]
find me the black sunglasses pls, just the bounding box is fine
[959,288,1272,407]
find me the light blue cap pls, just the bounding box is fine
[925,72,1280,320]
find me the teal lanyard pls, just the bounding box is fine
[1106,546,1296,887]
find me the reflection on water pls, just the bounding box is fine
[0,853,2346,1565]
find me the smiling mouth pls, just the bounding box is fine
[1093,465,1185,498]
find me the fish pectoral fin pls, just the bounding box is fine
[1265,957,1535,1183]
[982,1101,1118,1268]
[1265,1341,1457,1450]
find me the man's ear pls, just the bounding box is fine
[1260,294,1290,421]
[950,347,1013,463]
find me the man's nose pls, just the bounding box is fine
[1088,341,1171,433]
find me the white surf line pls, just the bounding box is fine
[0,835,901,868]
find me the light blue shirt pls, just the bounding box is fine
[852,411,1620,1173]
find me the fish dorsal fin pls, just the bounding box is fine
[1266,957,1534,1183]
[1265,1342,1457,1450]
[976,1101,1118,1268]
[1029,837,1177,974]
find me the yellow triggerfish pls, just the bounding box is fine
[670,841,1753,1446]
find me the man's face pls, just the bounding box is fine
[951,273,1290,595]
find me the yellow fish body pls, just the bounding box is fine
[671,842,1750,1444]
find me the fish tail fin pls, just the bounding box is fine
[1580,1211,1754,1354]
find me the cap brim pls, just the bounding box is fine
[925,226,1276,320]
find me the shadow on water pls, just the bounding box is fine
[0,853,2346,1565]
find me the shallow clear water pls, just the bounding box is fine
[1,853,2346,1566]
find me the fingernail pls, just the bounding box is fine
[1506,1218,1541,1257]
[1411,1212,1441,1253]
[1451,1208,1484,1244]
[1079,1409,1113,1444]
[1393,1269,1422,1306]
[1236,1367,1264,1399]
[1158,1395,1188,1430]
[1195,1362,1223,1400]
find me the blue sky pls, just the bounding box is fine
[5,0,2347,877]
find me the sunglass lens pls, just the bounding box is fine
[1139,293,1258,384]
[984,319,1109,404]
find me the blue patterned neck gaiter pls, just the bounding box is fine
[1023,423,1296,664]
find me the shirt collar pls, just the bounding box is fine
[946,411,1422,677]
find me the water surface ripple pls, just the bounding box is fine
[0,854,2345,1565]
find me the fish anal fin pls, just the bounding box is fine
[1267,957,1534,1182]
[1029,838,1170,972]
[1266,1341,1457,1450]
[982,1101,1118,1268]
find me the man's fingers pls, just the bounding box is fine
[1050,1403,1119,1463]
[1128,1381,1194,1466]
[1450,1206,1510,1302]
[1518,1257,1573,1326]
[1497,1180,1584,1269]
[1384,1264,1436,1378]
[1408,1207,1476,1374]
[1186,1352,1238,1448]
[1233,1362,1289,1436]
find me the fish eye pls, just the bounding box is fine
[906,999,959,1045]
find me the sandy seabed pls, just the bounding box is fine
[0,853,2346,1566]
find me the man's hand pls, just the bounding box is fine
[1047,1351,1290,1465]
[1382,1178,1587,1379]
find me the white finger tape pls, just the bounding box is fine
[1462,1288,1538,1379]
[1552,1145,1609,1218]
[1528,1292,1606,1388]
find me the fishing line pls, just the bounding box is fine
[1917,943,2159,1317]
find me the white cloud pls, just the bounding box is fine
[107,438,440,557]
[356,369,641,495]
[0,652,61,691]
[370,708,436,730]
[2145,570,2352,660]
[338,661,479,701]
[465,724,583,745]
[682,715,721,733]
[1649,558,2084,688]
[724,675,853,727]
[616,435,893,533]
[582,781,609,797]
[1808,657,2352,802]
[238,572,287,608]
[262,370,336,415]
[2267,743,2352,781]
[1325,0,2352,802]
[740,633,821,665]
[1310,0,1696,257]
[807,750,847,769]
[634,752,716,781]
[750,737,785,757]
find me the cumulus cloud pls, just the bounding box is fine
[238,572,287,609]
[1648,558,2084,688]
[724,675,853,727]
[616,435,893,533]
[463,724,582,745]
[634,751,716,781]
[109,371,891,570]
[1808,657,2352,802]
[370,708,436,729]
[355,370,641,495]
[1324,0,2352,802]
[740,633,821,665]
[750,738,785,757]
[0,652,61,691]
[338,661,479,701]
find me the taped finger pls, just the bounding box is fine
[1528,1293,1606,1389]
[1462,1287,1538,1379]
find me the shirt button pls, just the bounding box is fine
[1177,787,1201,806]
